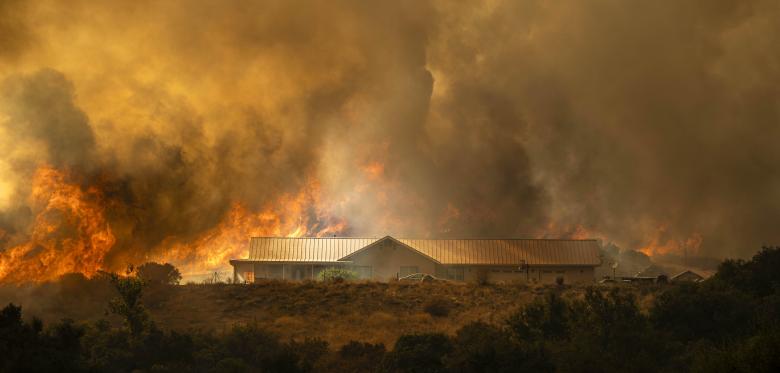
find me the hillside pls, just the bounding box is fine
[0,278,655,347]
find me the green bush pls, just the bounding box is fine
[318,268,358,282]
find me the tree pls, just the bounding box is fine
[137,262,182,285]
[651,282,753,343]
[713,246,780,297]
[103,266,150,336]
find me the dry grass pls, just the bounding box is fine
[0,279,658,347]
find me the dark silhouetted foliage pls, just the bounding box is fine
[103,266,149,336]
[445,321,552,372]
[137,262,182,286]
[1,247,779,372]
[382,333,453,373]
[651,282,753,343]
[713,246,780,297]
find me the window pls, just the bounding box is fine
[446,267,465,281]
[353,266,373,279]
[400,266,419,277]
[243,272,254,284]
[268,265,283,279]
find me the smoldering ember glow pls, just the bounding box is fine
[1,0,780,282]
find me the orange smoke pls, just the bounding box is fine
[0,166,116,282]
[361,161,385,181]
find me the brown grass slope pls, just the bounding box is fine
[0,279,655,347]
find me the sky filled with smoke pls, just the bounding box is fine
[1,0,779,271]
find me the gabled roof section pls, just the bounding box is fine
[338,236,442,264]
[671,270,704,281]
[245,236,602,266]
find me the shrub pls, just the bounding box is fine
[506,292,570,341]
[137,262,182,286]
[317,341,386,372]
[318,268,358,282]
[423,297,453,318]
[713,246,780,297]
[446,322,553,372]
[651,282,753,343]
[382,333,453,373]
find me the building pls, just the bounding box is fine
[671,270,704,283]
[229,236,601,284]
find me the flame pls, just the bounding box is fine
[540,222,603,240]
[154,180,348,276]
[638,226,702,256]
[0,166,116,282]
[0,166,347,283]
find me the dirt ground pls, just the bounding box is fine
[0,278,657,347]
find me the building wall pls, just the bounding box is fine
[232,257,595,284]
[347,240,437,280]
[460,265,594,284]
[232,261,255,283]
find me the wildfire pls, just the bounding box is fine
[0,166,116,283]
[540,222,604,241]
[638,226,703,257]
[0,166,347,283]
[154,179,347,276]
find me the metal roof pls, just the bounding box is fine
[397,238,601,266]
[246,236,601,266]
[248,237,381,262]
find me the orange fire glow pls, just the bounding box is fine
[0,166,116,283]
[154,179,347,276]
[638,226,703,257]
[0,166,347,283]
[361,161,385,181]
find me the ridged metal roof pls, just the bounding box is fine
[248,237,381,262]
[246,236,601,266]
[397,239,601,265]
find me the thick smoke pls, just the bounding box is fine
[0,0,34,64]
[1,0,780,275]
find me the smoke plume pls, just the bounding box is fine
[1,0,780,279]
